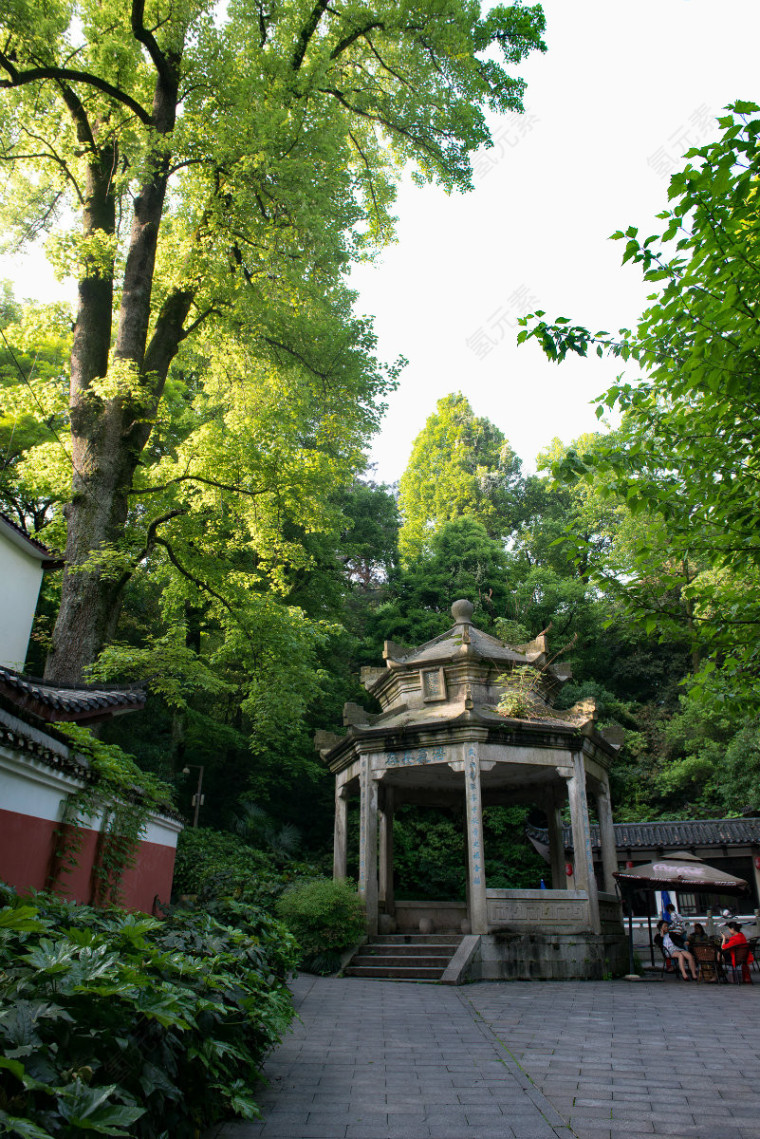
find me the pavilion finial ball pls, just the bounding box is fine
[451,598,474,624]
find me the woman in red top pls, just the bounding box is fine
[721,922,753,983]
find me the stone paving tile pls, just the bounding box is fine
[210,974,760,1139]
[465,979,760,1139]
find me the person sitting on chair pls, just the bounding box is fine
[657,919,698,980]
[687,922,710,953]
[721,922,752,983]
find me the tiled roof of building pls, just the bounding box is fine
[0,703,182,823]
[608,818,760,848]
[0,705,94,781]
[0,665,145,724]
[528,818,760,852]
[0,512,63,567]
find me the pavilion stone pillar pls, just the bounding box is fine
[333,779,348,880]
[545,788,566,890]
[358,756,379,936]
[465,744,488,934]
[566,753,601,934]
[379,785,395,917]
[596,780,618,895]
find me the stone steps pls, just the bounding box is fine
[344,934,462,982]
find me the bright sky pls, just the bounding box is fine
[351,0,760,483]
[3,0,759,486]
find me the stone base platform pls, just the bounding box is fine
[459,930,629,982]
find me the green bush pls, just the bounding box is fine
[172,827,274,896]
[276,877,366,974]
[172,827,323,911]
[0,882,298,1138]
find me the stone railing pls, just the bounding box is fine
[393,900,468,933]
[486,889,592,933]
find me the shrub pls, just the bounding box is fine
[0,882,298,1138]
[172,827,274,897]
[276,877,366,974]
[172,827,324,912]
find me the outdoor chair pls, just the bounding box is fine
[693,943,723,983]
[654,933,683,979]
[747,937,759,975]
[722,942,753,985]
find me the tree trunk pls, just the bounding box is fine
[45,70,186,684]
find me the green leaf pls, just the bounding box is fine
[0,1110,55,1139]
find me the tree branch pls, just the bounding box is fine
[262,335,330,380]
[130,0,176,90]
[0,53,153,126]
[330,21,384,60]
[130,474,275,498]
[319,86,439,160]
[292,0,330,71]
[110,508,186,598]
[348,130,381,222]
[153,535,236,615]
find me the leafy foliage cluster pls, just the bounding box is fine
[0,883,298,1139]
[275,877,367,975]
[515,101,760,820]
[171,826,327,911]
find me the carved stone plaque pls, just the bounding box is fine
[421,667,447,702]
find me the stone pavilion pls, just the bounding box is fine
[317,600,628,980]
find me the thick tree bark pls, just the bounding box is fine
[45,63,188,684]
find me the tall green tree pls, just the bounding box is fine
[398,392,522,561]
[366,515,511,650]
[0,0,546,683]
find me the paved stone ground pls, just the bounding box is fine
[210,973,760,1139]
[467,978,760,1139]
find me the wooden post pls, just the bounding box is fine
[546,787,566,890]
[752,850,760,912]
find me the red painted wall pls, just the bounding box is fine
[0,806,176,912]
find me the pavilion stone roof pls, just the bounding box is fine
[391,622,526,668]
[528,817,760,854]
[0,665,145,724]
[318,600,623,760]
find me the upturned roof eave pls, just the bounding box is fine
[0,666,146,724]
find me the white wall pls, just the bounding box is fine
[0,537,44,670]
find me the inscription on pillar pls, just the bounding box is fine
[577,765,595,873]
[359,756,367,885]
[467,745,483,887]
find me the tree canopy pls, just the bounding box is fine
[398,391,522,560]
[0,0,546,682]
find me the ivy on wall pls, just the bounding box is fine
[47,724,176,906]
